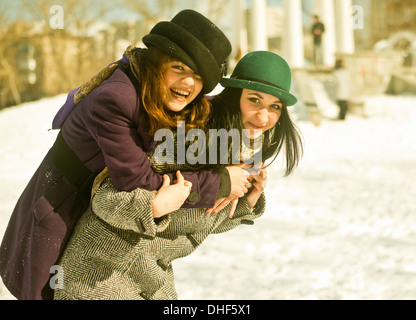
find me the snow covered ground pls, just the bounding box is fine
[0,93,415,300]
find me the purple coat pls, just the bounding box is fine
[0,66,223,300]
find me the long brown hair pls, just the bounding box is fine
[138,46,211,136]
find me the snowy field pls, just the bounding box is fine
[0,93,415,300]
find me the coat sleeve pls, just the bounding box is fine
[210,193,266,234]
[88,83,223,208]
[90,177,170,238]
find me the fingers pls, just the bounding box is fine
[211,199,230,214]
[228,199,238,218]
[238,163,252,169]
[250,181,264,193]
[260,168,267,180]
[162,174,170,187]
[174,170,192,191]
[249,178,266,193]
[175,170,184,183]
[232,185,249,198]
[205,198,225,215]
[205,197,240,217]
[205,198,221,215]
[205,197,234,215]
[246,169,267,198]
[184,181,192,192]
[260,168,268,185]
[251,168,267,183]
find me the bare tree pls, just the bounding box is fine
[0,40,23,106]
[121,0,185,31]
[20,0,118,91]
[1,0,120,107]
[0,1,25,107]
[0,0,231,108]
[122,0,230,26]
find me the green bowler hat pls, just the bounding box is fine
[220,51,297,106]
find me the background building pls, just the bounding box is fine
[0,0,415,110]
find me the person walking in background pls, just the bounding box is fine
[311,15,325,66]
[333,58,351,120]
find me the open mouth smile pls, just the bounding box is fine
[170,88,190,101]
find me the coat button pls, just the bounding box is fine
[186,233,199,247]
[135,220,145,233]
[187,191,199,202]
[140,292,150,300]
[157,259,169,271]
[241,219,254,225]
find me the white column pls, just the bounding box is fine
[251,0,268,51]
[282,0,304,68]
[314,0,336,66]
[334,0,355,54]
[232,0,248,58]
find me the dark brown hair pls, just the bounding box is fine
[210,87,303,176]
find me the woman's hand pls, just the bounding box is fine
[225,163,250,198]
[205,197,238,218]
[152,171,192,218]
[205,163,250,217]
[246,167,267,211]
[206,167,267,217]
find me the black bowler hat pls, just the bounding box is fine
[142,9,232,93]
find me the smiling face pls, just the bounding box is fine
[240,89,283,139]
[163,61,203,112]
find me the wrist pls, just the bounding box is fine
[151,197,164,218]
[217,167,231,198]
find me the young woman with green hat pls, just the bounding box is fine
[52,50,302,300]
[206,50,303,214]
[0,9,247,300]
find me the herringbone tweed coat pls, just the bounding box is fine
[53,160,266,300]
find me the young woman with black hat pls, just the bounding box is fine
[52,51,303,300]
[0,10,244,300]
